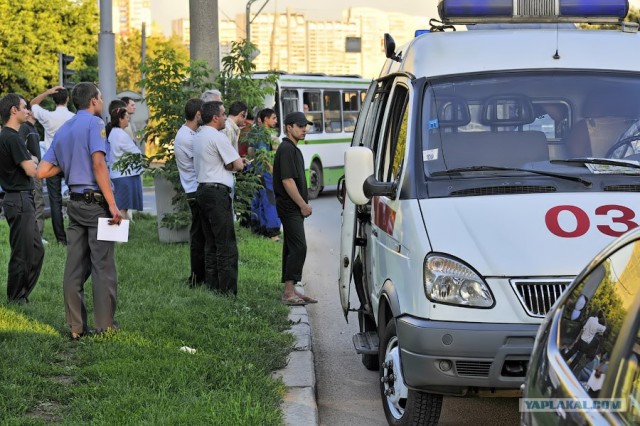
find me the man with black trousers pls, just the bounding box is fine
[31,86,74,245]
[273,112,318,306]
[0,93,44,304]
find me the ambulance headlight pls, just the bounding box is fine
[424,255,494,308]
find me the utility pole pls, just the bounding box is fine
[246,0,271,43]
[98,0,116,121]
[190,0,220,78]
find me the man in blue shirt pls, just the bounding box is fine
[37,82,122,339]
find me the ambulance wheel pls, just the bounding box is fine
[308,161,323,200]
[380,319,442,426]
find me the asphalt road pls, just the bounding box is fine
[304,190,522,426]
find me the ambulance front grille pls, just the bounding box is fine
[450,185,556,196]
[517,0,555,17]
[511,279,572,318]
[604,185,640,193]
[456,361,492,377]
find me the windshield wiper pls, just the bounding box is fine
[431,165,592,187]
[552,158,640,170]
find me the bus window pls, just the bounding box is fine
[343,91,359,133]
[361,91,366,104]
[282,90,299,119]
[325,91,342,133]
[303,91,323,133]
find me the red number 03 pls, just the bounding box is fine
[545,205,638,238]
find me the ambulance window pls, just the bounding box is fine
[525,102,571,141]
[379,85,409,182]
[361,80,391,153]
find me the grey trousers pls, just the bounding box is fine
[64,200,117,334]
[33,178,44,236]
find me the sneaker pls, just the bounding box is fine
[41,238,49,245]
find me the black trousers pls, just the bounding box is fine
[186,192,206,284]
[280,214,307,283]
[46,173,67,244]
[197,184,238,295]
[3,192,44,302]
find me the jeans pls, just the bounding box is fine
[197,184,238,295]
[46,173,67,244]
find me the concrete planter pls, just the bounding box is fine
[154,174,189,243]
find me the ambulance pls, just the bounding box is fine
[337,0,640,424]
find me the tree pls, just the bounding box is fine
[0,0,97,95]
[115,30,190,93]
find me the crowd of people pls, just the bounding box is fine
[0,82,318,340]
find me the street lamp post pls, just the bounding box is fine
[246,0,271,43]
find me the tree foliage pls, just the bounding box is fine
[0,0,98,95]
[215,40,278,112]
[115,30,190,93]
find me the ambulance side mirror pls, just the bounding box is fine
[345,147,396,205]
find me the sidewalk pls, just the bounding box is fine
[273,285,319,425]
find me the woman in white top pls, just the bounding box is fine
[107,107,143,220]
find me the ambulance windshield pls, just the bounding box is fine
[423,71,640,186]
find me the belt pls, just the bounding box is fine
[198,183,230,192]
[3,189,34,194]
[70,190,106,205]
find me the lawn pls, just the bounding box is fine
[0,215,293,425]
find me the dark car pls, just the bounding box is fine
[522,227,640,425]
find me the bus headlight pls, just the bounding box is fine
[424,255,494,308]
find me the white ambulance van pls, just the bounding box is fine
[338,0,640,424]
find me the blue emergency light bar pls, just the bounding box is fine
[438,0,628,24]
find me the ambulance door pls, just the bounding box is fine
[370,78,411,298]
[338,79,391,318]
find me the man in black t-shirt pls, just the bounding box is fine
[19,100,45,238]
[273,112,317,306]
[0,94,44,304]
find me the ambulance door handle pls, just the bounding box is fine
[372,229,378,237]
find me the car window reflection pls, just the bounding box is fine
[559,242,640,396]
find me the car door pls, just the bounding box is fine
[338,79,391,317]
[369,78,411,299]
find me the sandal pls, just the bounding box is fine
[281,295,308,306]
[298,294,318,304]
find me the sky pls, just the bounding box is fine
[151,0,441,36]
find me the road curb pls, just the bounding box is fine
[273,286,319,425]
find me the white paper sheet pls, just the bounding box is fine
[97,218,130,242]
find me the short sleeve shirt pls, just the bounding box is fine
[0,127,33,191]
[193,125,239,189]
[31,105,74,150]
[174,124,198,193]
[43,110,109,192]
[273,138,308,217]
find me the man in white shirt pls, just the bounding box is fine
[174,98,205,286]
[193,101,247,295]
[221,101,248,152]
[31,86,75,245]
[565,310,607,368]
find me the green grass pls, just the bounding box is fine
[0,215,293,425]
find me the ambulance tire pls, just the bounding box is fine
[308,161,323,200]
[380,319,442,426]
